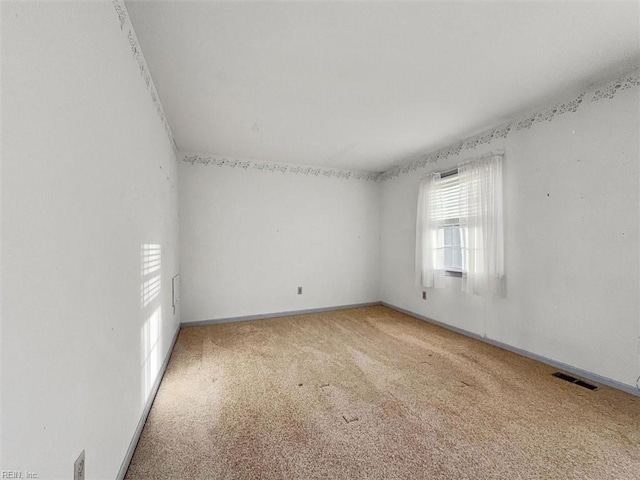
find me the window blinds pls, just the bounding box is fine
[434,172,461,224]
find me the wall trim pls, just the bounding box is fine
[381,302,640,398]
[379,67,640,182]
[116,323,182,480]
[181,302,382,327]
[112,0,177,155]
[180,152,381,182]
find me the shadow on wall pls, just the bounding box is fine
[141,243,163,407]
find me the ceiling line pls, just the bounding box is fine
[180,153,381,182]
[113,0,178,155]
[379,67,640,182]
[182,67,638,184]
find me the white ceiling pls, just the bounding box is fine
[126,1,640,173]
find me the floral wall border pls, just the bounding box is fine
[112,0,638,184]
[181,69,637,184]
[181,153,381,182]
[379,68,640,182]
[112,1,177,155]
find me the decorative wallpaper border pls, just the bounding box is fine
[111,1,637,181]
[181,154,381,182]
[119,0,638,184]
[592,73,640,102]
[182,69,638,183]
[112,1,177,155]
[378,69,640,182]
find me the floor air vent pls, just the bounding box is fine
[552,372,598,390]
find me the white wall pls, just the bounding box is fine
[380,72,640,389]
[179,161,380,323]
[2,2,179,479]
[1,5,636,479]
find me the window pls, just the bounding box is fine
[415,153,504,296]
[437,170,464,276]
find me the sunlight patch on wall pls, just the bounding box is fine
[141,244,163,405]
[141,275,161,308]
[141,244,162,307]
[142,243,162,275]
[141,306,162,403]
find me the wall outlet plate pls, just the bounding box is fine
[74,450,85,480]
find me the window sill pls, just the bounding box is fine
[445,270,463,278]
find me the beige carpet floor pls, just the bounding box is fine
[125,306,640,479]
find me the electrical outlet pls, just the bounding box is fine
[74,450,85,480]
[297,286,302,295]
[422,291,427,300]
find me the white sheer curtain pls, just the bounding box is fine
[415,173,446,289]
[458,153,505,296]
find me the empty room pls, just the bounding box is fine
[2,1,640,479]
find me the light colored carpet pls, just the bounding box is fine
[125,306,640,479]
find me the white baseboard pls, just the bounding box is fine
[181,301,382,327]
[116,323,182,480]
[116,300,638,479]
